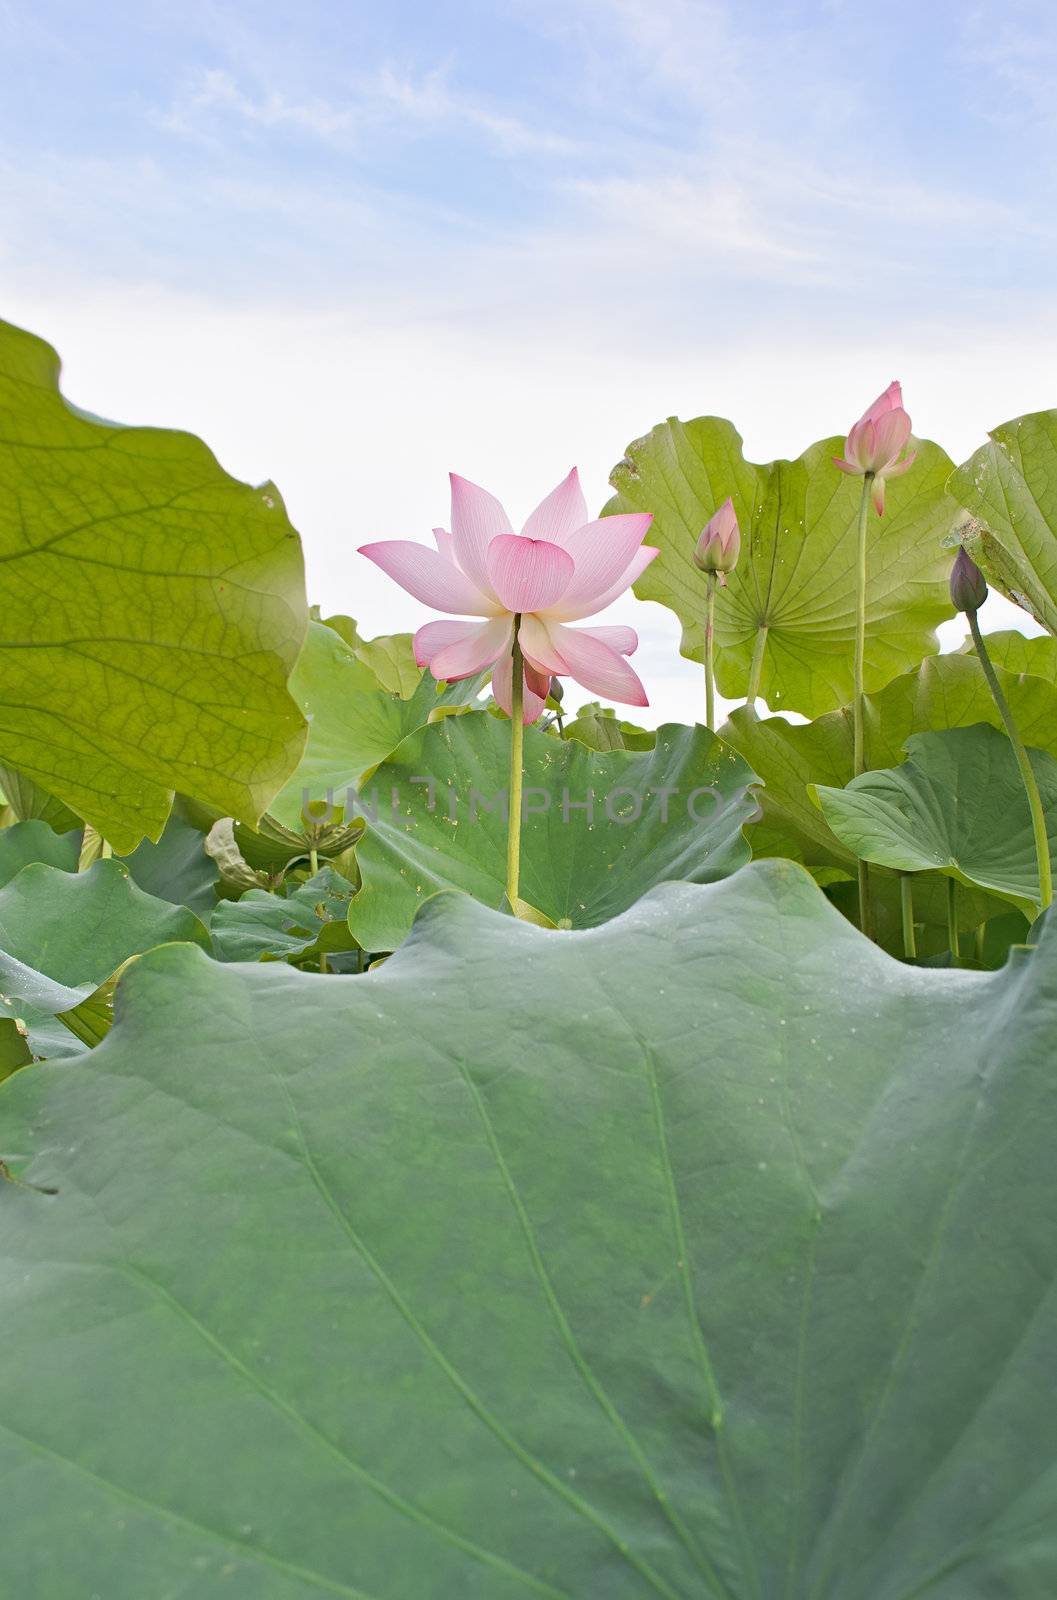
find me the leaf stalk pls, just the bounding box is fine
[899,873,917,959]
[968,610,1053,917]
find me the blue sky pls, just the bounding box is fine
[5,0,1055,322]
[0,0,1051,719]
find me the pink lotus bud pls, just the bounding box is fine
[693,497,740,579]
[949,547,988,614]
[833,381,917,515]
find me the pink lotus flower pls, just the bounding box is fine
[359,469,658,723]
[833,381,917,515]
[693,496,740,583]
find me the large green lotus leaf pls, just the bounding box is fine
[211,867,357,963]
[0,317,308,851]
[961,628,1057,681]
[815,724,1057,919]
[346,712,758,951]
[0,859,210,1050]
[0,820,80,887]
[353,629,423,697]
[268,622,486,831]
[724,652,1057,871]
[949,412,1057,635]
[118,814,219,918]
[605,417,955,715]
[563,704,657,753]
[3,861,1057,1597]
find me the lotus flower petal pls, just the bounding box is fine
[549,543,659,622]
[432,526,456,564]
[517,615,568,674]
[491,648,549,724]
[555,514,654,614]
[414,618,479,668]
[844,418,876,471]
[859,381,903,427]
[450,475,511,597]
[575,624,638,655]
[358,541,499,617]
[520,468,588,546]
[421,616,513,681]
[870,407,913,466]
[884,450,917,479]
[524,661,552,700]
[486,535,574,613]
[548,623,649,706]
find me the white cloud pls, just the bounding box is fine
[158,67,357,139]
[156,60,580,160]
[959,2,1057,130]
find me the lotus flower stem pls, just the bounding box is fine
[506,615,525,910]
[309,847,319,876]
[899,873,917,959]
[745,624,768,708]
[853,473,874,936]
[968,610,1053,916]
[947,879,960,959]
[852,474,872,776]
[704,574,717,730]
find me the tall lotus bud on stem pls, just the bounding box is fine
[693,497,740,585]
[957,550,1053,916]
[950,547,988,614]
[694,498,739,731]
[833,381,916,518]
[833,381,916,941]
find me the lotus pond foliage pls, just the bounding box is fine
[1,316,1055,1597]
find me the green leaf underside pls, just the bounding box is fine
[346,712,758,951]
[949,411,1057,636]
[211,867,357,962]
[118,813,220,917]
[723,652,1057,875]
[352,631,423,698]
[0,820,81,888]
[0,317,308,850]
[267,622,487,832]
[605,417,955,716]
[1,862,1055,1597]
[961,628,1057,681]
[815,725,1057,918]
[0,859,210,1045]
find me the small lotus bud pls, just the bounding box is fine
[548,678,564,704]
[949,547,988,614]
[833,381,916,515]
[693,497,740,577]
